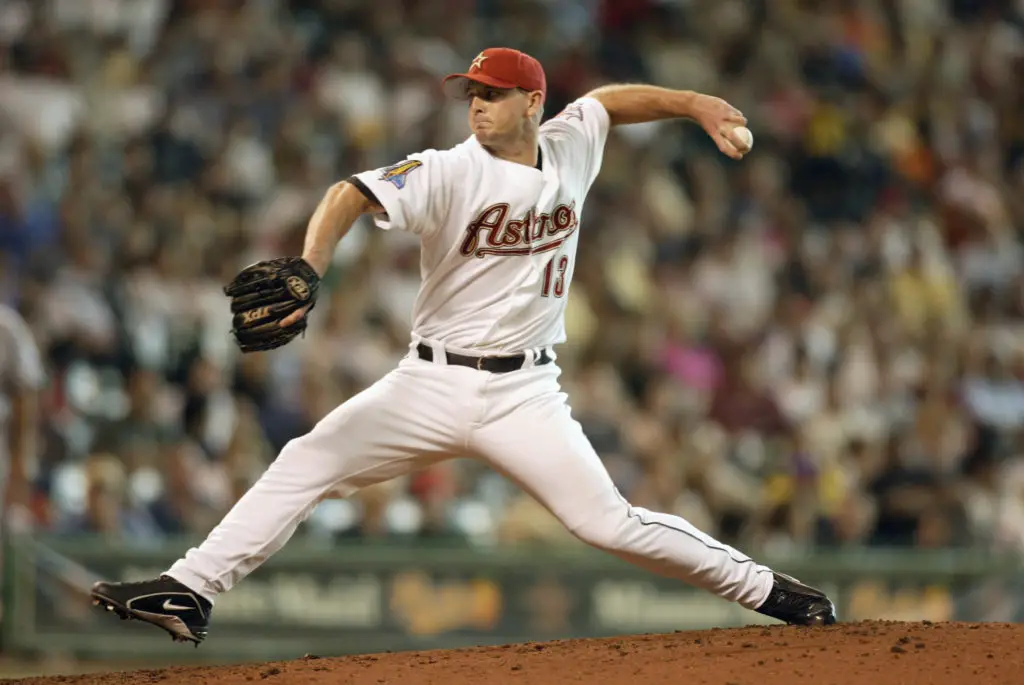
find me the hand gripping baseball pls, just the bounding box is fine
[223,257,321,353]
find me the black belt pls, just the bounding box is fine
[416,343,552,373]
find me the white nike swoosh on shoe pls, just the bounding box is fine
[162,599,194,611]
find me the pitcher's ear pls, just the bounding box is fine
[525,90,544,119]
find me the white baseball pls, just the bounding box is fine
[732,126,753,152]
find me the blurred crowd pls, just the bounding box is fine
[1,0,1024,557]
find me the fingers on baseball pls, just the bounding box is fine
[726,128,749,149]
[715,132,744,160]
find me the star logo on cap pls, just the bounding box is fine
[470,52,488,71]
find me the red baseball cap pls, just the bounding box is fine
[442,48,547,102]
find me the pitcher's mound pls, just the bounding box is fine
[12,621,1024,684]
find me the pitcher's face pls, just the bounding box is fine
[466,83,542,145]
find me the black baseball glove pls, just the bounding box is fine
[224,257,321,353]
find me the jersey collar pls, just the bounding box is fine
[469,135,545,174]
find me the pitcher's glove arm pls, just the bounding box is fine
[224,257,321,353]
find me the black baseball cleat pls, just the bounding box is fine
[91,575,212,646]
[755,572,837,626]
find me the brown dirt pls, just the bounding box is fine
[7,621,1024,685]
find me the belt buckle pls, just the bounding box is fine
[476,356,485,371]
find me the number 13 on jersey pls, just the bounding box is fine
[541,255,569,298]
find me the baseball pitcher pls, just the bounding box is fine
[92,48,836,644]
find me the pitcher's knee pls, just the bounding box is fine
[277,415,344,462]
[265,431,342,489]
[275,434,312,464]
[567,510,626,551]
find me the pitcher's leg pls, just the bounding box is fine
[472,380,772,608]
[166,363,460,602]
[91,359,474,643]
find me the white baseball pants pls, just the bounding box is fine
[167,343,774,609]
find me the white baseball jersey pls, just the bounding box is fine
[352,97,610,354]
